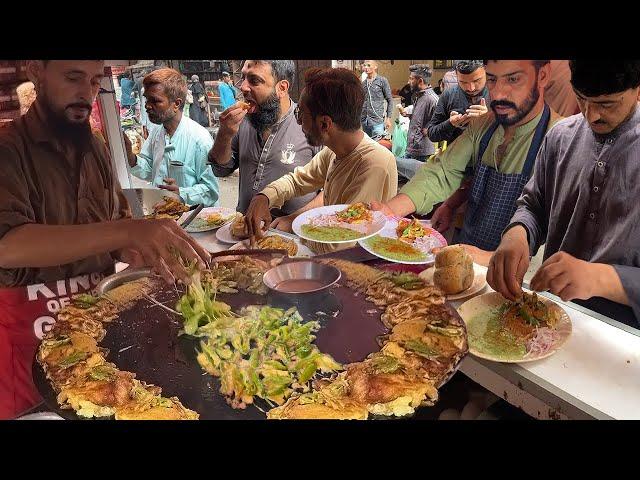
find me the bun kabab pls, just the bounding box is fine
[238,101,251,111]
[433,245,474,294]
[231,214,250,240]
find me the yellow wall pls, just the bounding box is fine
[371,60,431,91]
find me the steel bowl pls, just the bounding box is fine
[263,260,341,295]
[96,267,153,295]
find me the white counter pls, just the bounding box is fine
[451,265,640,420]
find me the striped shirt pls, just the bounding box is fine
[361,75,394,123]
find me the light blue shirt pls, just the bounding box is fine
[131,114,219,206]
[218,82,237,110]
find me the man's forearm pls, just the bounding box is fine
[443,178,472,210]
[0,221,132,269]
[387,194,417,217]
[290,191,324,216]
[594,264,631,306]
[427,119,456,143]
[208,131,234,166]
[508,206,545,257]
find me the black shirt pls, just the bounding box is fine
[427,85,490,144]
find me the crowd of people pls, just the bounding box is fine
[0,58,638,420]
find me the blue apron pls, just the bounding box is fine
[457,104,551,251]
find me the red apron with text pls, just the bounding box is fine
[0,272,107,419]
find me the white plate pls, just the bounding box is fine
[228,232,315,257]
[457,291,572,364]
[291,204,387,244]
[180,207,237,233]
[418,262,488,300]
[358,218,447,265]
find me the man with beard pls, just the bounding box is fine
[489,60,640,326]
[427,60,491,145]
[371,60,562,260]
[125,68,219,207]
[361,60,394,138]
[244,67,397,254]
[208,60,321,216]
[396,64,440,181]
[0,60,211,419]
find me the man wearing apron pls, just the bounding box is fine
[489,59,640,327]
[371,60,563,261]
[0,60,211,419]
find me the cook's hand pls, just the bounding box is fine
[431,204,454,233]
[530,252,595,302]
[384,118,392,132]
[465,98,488,118]
[270,214,295,234]
[487,225,530,301]
[125,218,211,285]
[369,200,396,217]
[245,194,271,246]
[118,248,146,268]
[158,177,180,194]
[450,111,470,128]
[219,103,248,137]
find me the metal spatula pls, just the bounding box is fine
[180,204,203,229]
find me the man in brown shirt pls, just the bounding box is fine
[0,60,210,418]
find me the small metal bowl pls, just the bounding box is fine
[263,260,341,295]
[96,267,153,295]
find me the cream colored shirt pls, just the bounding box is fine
[261,133,398,254]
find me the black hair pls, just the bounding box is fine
[409,64,432,82]
[482,60,550,72]
[569,60,640,96]
[455,60,484,74]
[256,60,296,86]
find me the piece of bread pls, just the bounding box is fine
[238,101,250,111]
[231,215,249,239]
[435,244,469,268]
[433,245,474,294]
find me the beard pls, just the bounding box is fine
[248,89,281,135]
[148,108,176,125]
[491,79,540,126]
[303,125,322,147]
[40,94,93,151]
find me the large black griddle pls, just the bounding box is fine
[34,248,466,420]
[33,272,388,420]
